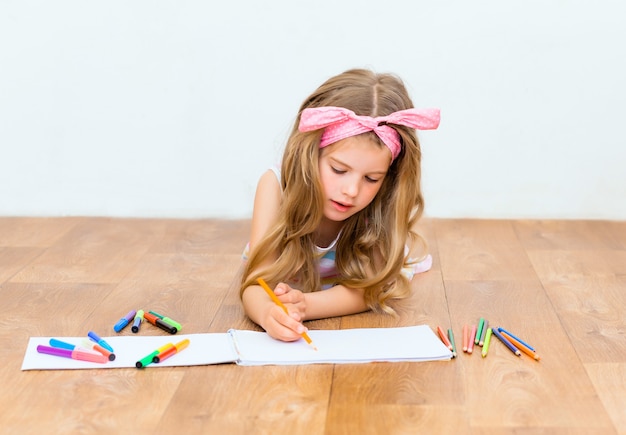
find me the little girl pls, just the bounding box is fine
[240,68,440,342]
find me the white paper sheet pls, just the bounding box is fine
[21,333,237,370]
[231,325,453,366]
[21,325,452,370]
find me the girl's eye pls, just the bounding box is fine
[331,167,346,174]
[365,176,381,183]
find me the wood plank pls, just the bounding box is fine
[439,219,617,432]
[435,219,537,281]
[158,365,332,433]
[96,253,243,336]
[0,247,43,283]
[444,280,615,432]
[147,218,250,255]
[526,250,626,363]
[585,363,626,435]
[0,217,84,247]
[514,219,626,250]
[8,218,168,284]
[3,217,624,433]
[7,369,183,433]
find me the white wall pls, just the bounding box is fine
[1,1,625,219]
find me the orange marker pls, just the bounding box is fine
[462,325,468,352]
[467,325,477,354]
[437,326,453,351]
[257,278,317,351]
[154,339,190,363]
[500,330,540,361]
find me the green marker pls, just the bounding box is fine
[136,351,159,368]
[475,318,485,345]
[149,311,182,332]
[447,328,457,358]
[479,319,489,346]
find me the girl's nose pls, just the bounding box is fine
[342,177,359,198]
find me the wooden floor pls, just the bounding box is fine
[2,217,625,434]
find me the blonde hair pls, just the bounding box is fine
[240,68,427,314]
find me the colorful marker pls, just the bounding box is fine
[136,342,175,368]
[447,328,457,358]
[136,351,159,368]
[143,312,178,334]
[154,338,190,363]
[481,328,493,358]
[148,311,182,333]
[81,339,116,361]
[48,338,116,362]
[479,319,489,346]
[492,327,521,356]
[131,310,144,333]
[88,331,114,353]
[475,318,485,345]
[114,310,137,333]
[497,327,535,351]
[37,345,108,364]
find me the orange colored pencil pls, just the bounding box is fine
[462,325,468,352]
[257,278,317,351]
[437,326,453,351]
[501,330,540,361]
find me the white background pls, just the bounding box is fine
[1,1,624,219]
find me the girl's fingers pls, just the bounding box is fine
[271,306,306,337]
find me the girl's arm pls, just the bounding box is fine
[274,283,369,321]
[244,282,369,341]
[242,169,308,341]
[249,169,282,249]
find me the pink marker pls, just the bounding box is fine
[37,345,108,364]
[467,325,477,354]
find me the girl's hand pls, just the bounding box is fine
[262,283,308,342]
[273,283,307,321]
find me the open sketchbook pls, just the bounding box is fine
[21,325,452,370]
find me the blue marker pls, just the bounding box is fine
[88,331,114,353]
[49,338,77,350]
[113,310,137,333]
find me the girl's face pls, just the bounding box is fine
[318,135,392,222]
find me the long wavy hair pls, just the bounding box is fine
[240,68,427,314]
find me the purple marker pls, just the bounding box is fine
[114,310,137,332]
[37,345,108,364]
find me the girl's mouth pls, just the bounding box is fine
[331,200,352,212]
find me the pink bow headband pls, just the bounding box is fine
[298,106,440,160]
